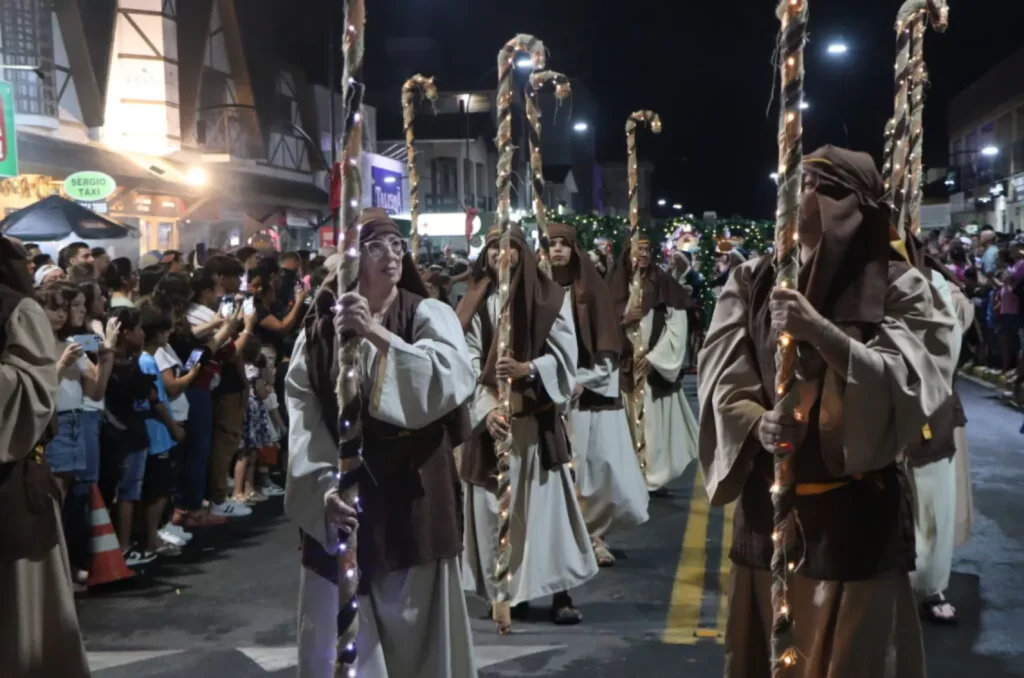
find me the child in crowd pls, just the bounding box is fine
[105,308,161,566]
[138,309,188,558]
[232,337,275,505]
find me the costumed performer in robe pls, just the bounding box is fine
[899,232,975,625]
[548,222,649,567]
[698,145,956,677]
[0,236,90,678]
[458,225,598,624]
[285,209,478,678]
[607,233,699,493]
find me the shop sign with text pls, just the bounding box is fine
[65,171,117,202]
[371,166,402,214]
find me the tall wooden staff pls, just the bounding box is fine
[900,0,949,237]
[770,0,807,673]
[625,110,661,478]
[402,75,438,262]
[526,70,571,277]
[333,0,366,676]
[492,33,546,636]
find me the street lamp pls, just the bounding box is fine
[185,167,208,187]
[657,199,667,206]
[672,203,683,210]
[573,121,589,132]
[827,42,848,55]
[981,145,1000,157]
[799,101,810,110]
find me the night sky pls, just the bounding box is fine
[273,0,1024,218]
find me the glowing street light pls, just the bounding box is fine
[799,101,810,110]
[672,203,683,210]
[981,145,1000,157]
[827,42,848,55]
[186,167,208,186]
[573,121,589,132]
[515,57,533,70]
[657,199,667,207]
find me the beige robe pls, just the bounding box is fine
[0,299,90,678]
[624,307,699,491]
[461,293,599,604]
[285,299,479,678]
[697,259,956,678]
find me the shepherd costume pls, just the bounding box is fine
[457,226,598,618]
[548,223,649,565]
[900,233,975,622]
[607,235,699,491]
[285,210,478,678]
[698,146,956,677]
[0,237,90,678]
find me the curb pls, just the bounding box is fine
[958,370,1023,411]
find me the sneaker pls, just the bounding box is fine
[210,499,252,518]
[155,540,182,557]
[158,526,187,547]
[261,481,285,497]
[168,523,194,542]
[246,491,269,504]
[123,548,158,567]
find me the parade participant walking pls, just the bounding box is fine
[607,234,698,492]
[698,146,956,677]
[285,209,478,678]
[548,222,648,566]
[900,233,976,625]
[0,237,90,677]
[458,226,597,624]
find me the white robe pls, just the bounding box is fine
[571,354,649,539]
[461,293,599,605]
[624,307,699,491]
[285,299,479,678]
[909,271,974,598]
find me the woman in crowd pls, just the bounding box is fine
[247,258,308,365]
[0,237,91,677]
[106,257,137,308]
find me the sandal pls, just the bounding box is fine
[592,538,616,567]
[551,593,582,625]
[920,597,957,625]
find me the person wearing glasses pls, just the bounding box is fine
[285,209,478,678]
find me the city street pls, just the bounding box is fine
[78,379,1024,677]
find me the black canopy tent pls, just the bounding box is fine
[0,195,137,242]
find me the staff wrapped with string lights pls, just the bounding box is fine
[491,32,547,635]
[402,74,438,263]
[623,110,661,479]
[525,70,571,277]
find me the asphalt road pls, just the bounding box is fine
[78,378,1024,677]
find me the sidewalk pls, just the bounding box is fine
[957,364,1023,412]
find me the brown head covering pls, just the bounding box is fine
[304,209,429,443]
[548,222,621,368]
[606,236,693,319]
[455,225,565,389]
[0,237,36,344]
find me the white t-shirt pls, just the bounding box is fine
[56,338,92,413]
[83,322,105,411]
[187,303,221,391]
[155,345,190,422]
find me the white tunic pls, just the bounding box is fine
[571,353,649,539]
[624,307,699,491]
[285,298,479,678]
[461,293,599,604]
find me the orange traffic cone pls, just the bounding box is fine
[86,484,136,587]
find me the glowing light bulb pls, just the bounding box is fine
[346,568,356,579]
[780,604,789,616]
[788,562,796,572]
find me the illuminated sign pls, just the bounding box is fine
[0,81,18,178]
[64,171,117,202]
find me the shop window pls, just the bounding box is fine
[0,0,57,117]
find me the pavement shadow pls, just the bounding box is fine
[924,571,1024,677]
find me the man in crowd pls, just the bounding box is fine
[59,242,95,270]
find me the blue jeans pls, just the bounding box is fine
[75,410,104,488]
[179,387,214,510]
[45,411,86,473]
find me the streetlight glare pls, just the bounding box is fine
[827,43,848,55]
[657,199,667,206]
[981,145,1000,157]
[186,167,208,187]
[672,203,683,210]
[515,57,533,70]
[799,101,810,110]
[573,122,589,132]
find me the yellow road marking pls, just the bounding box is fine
[715,502,735,645]
[662,483,710,645]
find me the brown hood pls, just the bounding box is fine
[454,225,565,388]
[607,239,693,319]
[548,222,621,368]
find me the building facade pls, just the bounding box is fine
[947,46,1024,232]
[0,0,332,255]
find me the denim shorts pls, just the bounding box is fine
[119,448,148,502]
[45,411,87,473]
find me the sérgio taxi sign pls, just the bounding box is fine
[64,171,116,202]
